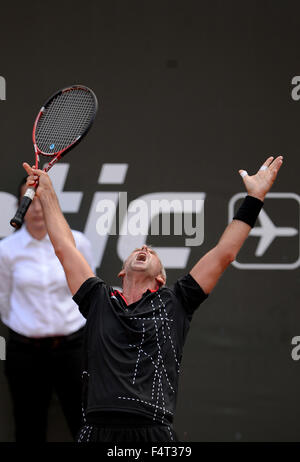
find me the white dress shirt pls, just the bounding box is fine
[0,226,95,337]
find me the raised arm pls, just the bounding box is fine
[190,156,283,294]
[23,162,94,295]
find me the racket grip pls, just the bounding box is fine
[10,187,36,229]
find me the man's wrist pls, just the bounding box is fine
[248,192,265,202]
[233,195,264,228]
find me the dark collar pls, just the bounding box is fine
[112,286,159,307]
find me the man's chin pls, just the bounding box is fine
[131,263,148,272]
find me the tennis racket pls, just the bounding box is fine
[10,84,98,229]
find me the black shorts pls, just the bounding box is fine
[77,412,178,442]
[77,423,178,442]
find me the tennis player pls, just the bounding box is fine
[22,155,283,442]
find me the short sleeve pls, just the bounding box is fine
[72,276,105,318]
[172,273,208,320]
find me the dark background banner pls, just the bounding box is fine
[0,0,299,441]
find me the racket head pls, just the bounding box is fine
[33,85,98,158]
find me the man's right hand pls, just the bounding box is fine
[23,162,54,199]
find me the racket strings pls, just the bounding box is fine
[35,89,96,155]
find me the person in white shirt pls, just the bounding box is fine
[0,177,95,442]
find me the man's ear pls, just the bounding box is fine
[118,268,125,278]
[155,274,165,287]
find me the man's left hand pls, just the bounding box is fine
[238,155,284,201]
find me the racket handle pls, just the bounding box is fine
[10,187,36,229]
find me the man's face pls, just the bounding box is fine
[120,245,165,285]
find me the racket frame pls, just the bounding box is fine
[10,84,98,229]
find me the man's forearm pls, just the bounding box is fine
[217,194,264,261]
[190,195,264,293]
[23,163,95,295]
[216,219,252,261]
[39,190,76,253]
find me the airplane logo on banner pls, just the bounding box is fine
[229,193,300,269]
[250,209,298,256]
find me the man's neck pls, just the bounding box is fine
[122,275,159,305]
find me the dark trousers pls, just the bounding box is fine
[4,328,84,442]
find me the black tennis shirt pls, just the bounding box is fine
[73,273,208,425]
